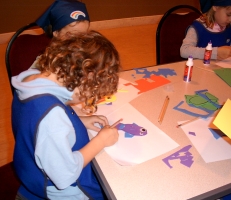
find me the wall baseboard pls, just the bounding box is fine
[0,15,162,45]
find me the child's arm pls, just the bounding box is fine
[79,126,119,167]
[217,46,231,60]
[180,27,218,59]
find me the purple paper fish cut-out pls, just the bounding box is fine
[116,123,148,138]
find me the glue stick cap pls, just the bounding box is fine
[187,55,193,66]
[206,41,212,50]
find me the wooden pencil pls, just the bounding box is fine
[110,118,123,128]
[176,117,200,128]
[158,96,170,125]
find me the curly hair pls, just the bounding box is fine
[36,30,121,114]
[200,6,231,29]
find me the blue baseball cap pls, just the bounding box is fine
[36,0,90,32]
[200,0,231,13]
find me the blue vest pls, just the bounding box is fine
[12,93,103,200]
[191,20,231,47]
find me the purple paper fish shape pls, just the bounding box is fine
[116,123,148,138]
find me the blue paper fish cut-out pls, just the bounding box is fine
[115,123,148,138]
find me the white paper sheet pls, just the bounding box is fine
[179,117,231,163]
[215,57,231,68]
[90,103,179,166]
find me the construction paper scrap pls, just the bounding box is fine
[89,103,179,166]
[97,94,117,105]
[195,89,221,109]
[215,57,231,68]
[117,89,128,92]
[185,94,219,111]
[214,68,231,87]
[213,99,231,138]
[162,145,194,168]
[174,89,220,118]
[185,90,220,111]
[124,74,170,94]
[134,68,177,78]
[179,117,231,163]
[173,101,215,118]
[208,128,225,139]
[189,132,196,136]
[96,78,140,116]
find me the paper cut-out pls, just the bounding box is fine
[173,101,215,118]
[189,131,196,136]
[208,128,225,139]
[214,68,231,87]
[124,74,170,94]
[174,89,221,118]
[116,123,147,138]
[134,68,177,78]
[195,90,221,109]
[213,99,231,138]
[186,94,219,111]
[185,89,221,111]
[162,145,194,168]
[97,94,116,105]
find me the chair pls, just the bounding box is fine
[156,5,201,65]
[2,23,51,198]
[0,162,21,200]
[5,22,52,94]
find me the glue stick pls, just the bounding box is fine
[203,41,212,65]
[183,55,193,82]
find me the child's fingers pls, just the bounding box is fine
[96,115,109,126]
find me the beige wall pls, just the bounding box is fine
[0,0,199,33]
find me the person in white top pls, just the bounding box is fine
[180,0,231,60]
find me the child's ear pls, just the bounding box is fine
[53,31,58,37]
[87,72,94,80]
[212,6,218,11]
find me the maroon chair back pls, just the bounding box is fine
[9,33,51,77]
[156,5,201,65]
[0,162,20,200]
[5,22,52,94]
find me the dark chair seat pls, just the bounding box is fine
[0,162,20,200]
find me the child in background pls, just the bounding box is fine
[29,0,90,70]
[36,0,90,38]
[12,31,120,200]
[180,0,231,61]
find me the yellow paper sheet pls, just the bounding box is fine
[213,99,231,138]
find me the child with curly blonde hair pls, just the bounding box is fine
[12,30,121,200]
[180,0,231,61]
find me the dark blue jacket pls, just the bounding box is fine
[191,20,231,47]
[12,93,103,199]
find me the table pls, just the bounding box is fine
[92,59,231,200]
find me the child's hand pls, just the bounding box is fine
[217,46,231,60]
[79,115,109,132]
[96,126,119,147]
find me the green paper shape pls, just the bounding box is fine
[185,92,219,111]
[205,92,219,103]
[214,68,231,87]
